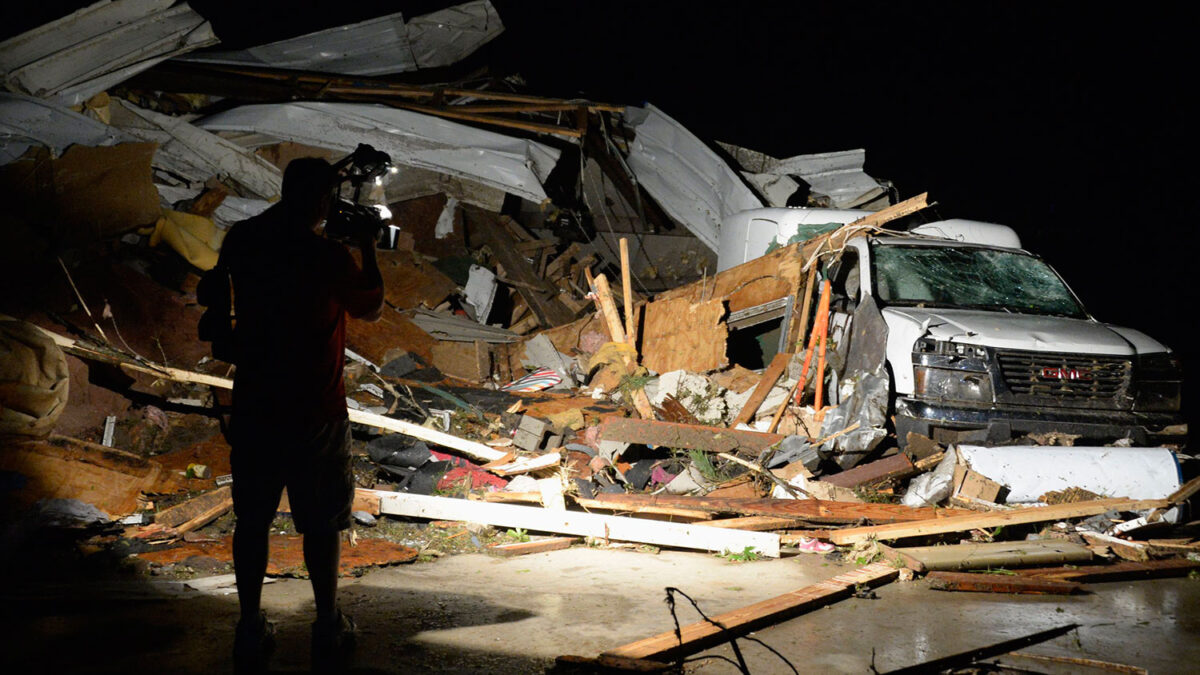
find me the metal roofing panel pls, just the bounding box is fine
[0,92,131,164]
[0,0,217,107]
[773,149,886,209]
[179,1,502,76]
[195,101,560,205]
[625,104,764,252]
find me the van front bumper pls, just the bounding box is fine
[895,397,1186,447]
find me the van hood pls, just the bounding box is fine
[880,307,1160,355]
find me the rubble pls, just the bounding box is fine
[0,5,1194,673]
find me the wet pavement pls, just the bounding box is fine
[3,545,1198,673]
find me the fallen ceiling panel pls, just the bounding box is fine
[177,0,502,76]
[195,102,560,205]
[107,98,283,199]
[0,92,131,165]
[0,0,218,107]
[625,104,764,252]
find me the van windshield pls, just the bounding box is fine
[871,244,1087,318]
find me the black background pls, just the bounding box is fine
[7,2,1196,438]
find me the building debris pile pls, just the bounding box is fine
[0,3,1194,672]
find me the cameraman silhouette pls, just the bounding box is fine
[209,157,383,673]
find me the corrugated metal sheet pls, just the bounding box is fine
[195,101,560,205]
[108,98,282,199]
[179,0,502,76]
[0,0,218,107]
[625,104,764,252]
[0,92,131,164]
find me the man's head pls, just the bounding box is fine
[281,157,337,229]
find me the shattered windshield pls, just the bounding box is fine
[871,244,1087,318]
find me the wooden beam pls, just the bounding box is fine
[388,101,583,138]
[489,537,578,557]
[829,497,1170,545]
[876,539,1092,573]
[601,563,897,662]
[347,408,506,462]
[467,207,575,327]
[377,492,780,557]
[822,452,915,488]
[155,486,232,534]
[704,516,804,531]
[596,416,784,454]
[926,571,1084,595]
[730,352,790,426]
[589,493,969,524]
[1014,558,1200,583]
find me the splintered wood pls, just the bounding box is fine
[640,297,727,373]
[601,563,897,662]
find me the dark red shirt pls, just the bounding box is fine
[220,205,383,425]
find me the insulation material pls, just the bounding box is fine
[106,98,283,199]
[196,101,559,204]
[435,196,460,239]
[462,264,497,324]
[956,445,1182,504]
[625,104,763,252]
[145,209,226,271]
[0,318,69,438]
[0,0,218,107]
[179,1,502,76]
[640,297,728,374]
[155,185,271,229]
[0,92,130,165]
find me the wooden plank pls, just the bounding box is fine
[156,486,232,531]
[875,539,1092,572]
[1079,531,1150,562]
[346,409,506,462]
[377,492,780,557]
[705,516,803,531]
[926,571,1084,595]
[1,436,164,516]
[730,352,790,426]
[829,497,1170,545]
[823,453,915,488]
[467,207,574,327]
[1015,558,1200,583]
[640,297,728,373]
[574,498,712,521]
[596,416,785,454]
[602,563,897,662]
[619,237,635,344]
[589,493,969,524]
[489,537,578,557]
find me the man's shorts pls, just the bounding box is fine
[230,416,353,534]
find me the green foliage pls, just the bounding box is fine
[505,527,530,543]
[720,546,761,562]
[688,449,735,484]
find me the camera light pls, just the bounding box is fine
[373,204,392,220]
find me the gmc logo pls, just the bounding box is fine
[1041,367,1091,381]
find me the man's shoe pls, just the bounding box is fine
[233,611,276,674]
[312,610,357,673]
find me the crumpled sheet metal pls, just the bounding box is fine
[0,92,130,165]
[196,101,560,205]
[178,1,502,76]
[773,149,887,209]
[0,0,218,107]
[108,98,283,199]
[625,104,763,252]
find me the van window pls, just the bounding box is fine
[871,245,1086,318]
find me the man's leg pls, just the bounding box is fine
[233,514,273,622]
[303,529,341,623]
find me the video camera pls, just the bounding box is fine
[324,143,397,246]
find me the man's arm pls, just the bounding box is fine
[344,234,384,321]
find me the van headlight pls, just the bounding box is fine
[1134,352,1183,412]
[913,339,994,403]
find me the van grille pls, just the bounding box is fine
[995,349,1132,408]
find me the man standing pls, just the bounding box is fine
[210,157,384,673]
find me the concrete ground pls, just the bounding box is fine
[2,545,1198,674]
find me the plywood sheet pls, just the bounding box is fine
[0,435,163,516]
[641,297,727,373]
[376,250,459,310]
[345,309,435,364]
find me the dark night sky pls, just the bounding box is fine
[6,2,1197,424]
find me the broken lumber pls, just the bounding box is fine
[876,539,1093,573]
[730,351,790,426]
[1014,558,1200,583]
[155,486,232,534]
[705,516,805,531]
[601,563,897,662]
[589,493,969,524]
[595,416,785,454]
[1078,530,1150,562]
[489,537,578,557]
[1,436,164,516]
[926,571,1084,595]
[822,452,915,488]
[376,492,780,557]
[347,408,506,462]
[829,497,1170,545]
